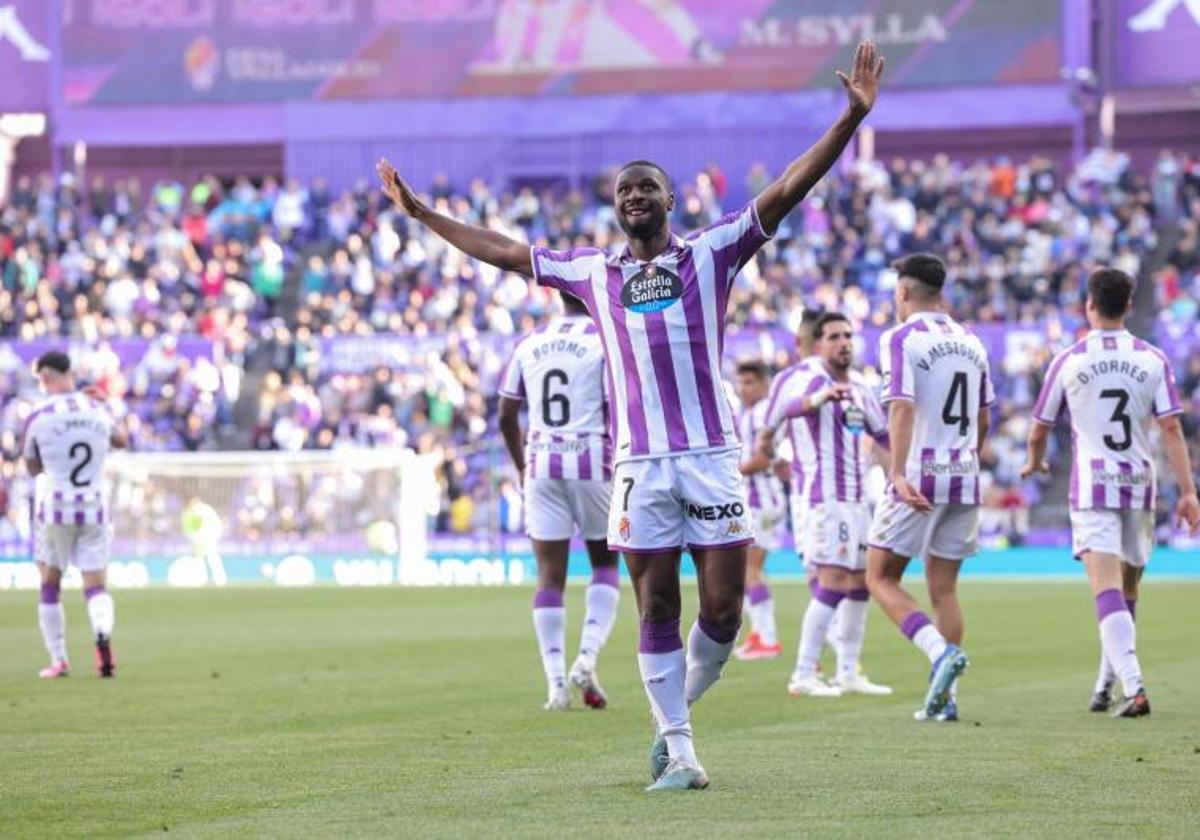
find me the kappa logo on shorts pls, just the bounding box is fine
[725,521,744,536]
[618,515,631,542]
[682,501,745,521]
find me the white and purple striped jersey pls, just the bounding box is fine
[1032,329,1181,511]
[499,315,612,481]
[531,202,771,465]
[780,367,889,506]
[879,311,995,505]
[736,399,786,513]
[763,357,819,494]
[21,393,114,525]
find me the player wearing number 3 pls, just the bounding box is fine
[22,352,127,679]
[379,41,884,790]
[865,254,995,722]
[498,293,621,713]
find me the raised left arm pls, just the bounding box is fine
[755,41,884,236]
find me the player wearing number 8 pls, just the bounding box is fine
[498,294,622,712]
[21,351,127,679]
[1023,268,1200,718]
[865,254,995,722]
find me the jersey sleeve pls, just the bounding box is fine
[863,387,890,446]
[20,413,41,462]
[1032,350,1069,425]
[685,201,772,288]
[980,361,997,408]
[879,328,915,404]
[497,345,525,401]
[762,369,801,430]
[530,246,602,295]
[1152,352,1183,418]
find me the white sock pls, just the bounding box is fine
[745,583,777,645]
[1095,650,1117,694]
[825,606,842,657]
[638,623,696,766]
[685,619,736,705]
[532,590,566,692]
[901,611,948,663]
[577,579,620,668]
[84,586,115,639]
[1096,589,1141,697]
[835,590,870,682]
[38,584,67,663]
[796,586,842,676]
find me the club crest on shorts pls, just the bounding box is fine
[618,514,631,542]
[621,263,683,313]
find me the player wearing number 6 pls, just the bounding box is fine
[22,352,127,679]
[1023,268,1200,718]
[498,294,621,713]
[865,254,995,722]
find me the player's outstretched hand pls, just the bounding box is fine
[1176,492,1200,534]
[377,158,426,218]
[1019,460,1050,480]
[891,474,932,514]
[837,41,884,115]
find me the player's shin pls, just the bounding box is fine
[578,566,620,667]
[797,585,843,676]
[532,588,567,695]
[38,582,67,663]
[639,619,697,765]
[745,581,778,646]
[84,585,115,639]
[835,587,870,681]
[1095,589,1143,698]
[684,615,738,705]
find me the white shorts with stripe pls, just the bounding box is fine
[524,478,611,542]
[867,497,979,562]
[803,501,870,572]
[1070,508,1153,568]
[42,523,113,573]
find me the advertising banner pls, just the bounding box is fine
[0,0,51,112]
[1115,0,1200,86]
[62,0,1062,105]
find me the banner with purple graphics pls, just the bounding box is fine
[1115,0,1200,87]
[0,338,216,371]
[62,0,1061,105]
[0,0,51,112]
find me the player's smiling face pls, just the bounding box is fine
[615,165,673,240]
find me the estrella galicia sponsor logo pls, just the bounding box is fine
[621,263,683,313]
[841,402,865,435]
[682,500,745,521]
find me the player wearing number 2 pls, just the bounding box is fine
[22,352,126,679]
[1023,268,1200,718]
[498,293,621,712]
[865,254,995,722]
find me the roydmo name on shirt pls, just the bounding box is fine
[530,338,591,362]
[621,265,683,313]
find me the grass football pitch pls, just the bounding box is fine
[2,581,1199,838]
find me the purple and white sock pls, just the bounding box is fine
[685,615,738,705]
[532,588,566,691]
[38,582,67,663]
[1095,589,1142,698]
[84,585,115,639]
[797,585,844,677]
[901,611,948,664]
[577,566,620,669]
[745,582,777,645]
[1095,597,1134,694]
[835,587,870,682]
[638,619,696,765]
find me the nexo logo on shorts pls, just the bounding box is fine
[682,501,745,521]
[621,263,683,313]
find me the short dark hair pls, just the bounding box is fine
[735,359,769,379]
[35,351,70,374]
[814,311,851,340]
[618,159,672,188]
[893,253,946,290]
[797,308,824,344]
[1087,268,1135,319]
[561,292,588,316]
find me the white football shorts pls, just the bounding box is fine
[609,449,753,554]
[803,501,871,572]
[867,497,979,562]
[42,523,113,573]
[524,478,611,542]
[1070,508,1154,568]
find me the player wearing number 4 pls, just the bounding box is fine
[498,293,621,712]
[22,352,127,679]
[865,254,995,722]
[380,41,884,791]
[1023,268,1200,718]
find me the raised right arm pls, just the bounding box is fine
[377,159,533,276]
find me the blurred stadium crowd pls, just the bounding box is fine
[2,148,1199,546]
